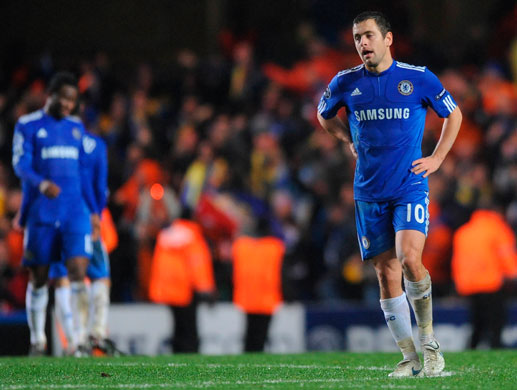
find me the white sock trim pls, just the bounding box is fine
[404,273,432,300]
[380,292,408,312]
[380,293,413,343]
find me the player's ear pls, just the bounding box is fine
[385,31,393,48]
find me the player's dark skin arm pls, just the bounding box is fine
[317,113,358,159]
[91,213,101,241]
[411,106,462,178]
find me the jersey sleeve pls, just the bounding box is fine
[317,75,345,119]
[12,121,45,187]
[80,132,100,215]
[93,138,108,212]
[421,69,458,118]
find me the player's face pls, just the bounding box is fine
[48,85,78,119]
[353,19,393,70]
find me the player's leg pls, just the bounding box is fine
[396,229,430,339]
[49,263,78,355]
[394,191,444,376]
[372,251,421,377]
[90,279,110,335]
[67,256,90,351]
[26,265,49,355]
[355,200,420,377]
[23,224,58,355]
[63,230,93,353]
[87,240,111,345]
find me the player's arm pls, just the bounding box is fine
[317,114,358,159]
[13,182,30,230]
[94,139,109,213]
[80,134,101,238]
[91,138,108,241]
[317,75,357,158]
[12,122,60,198]
[412,70,463,178]
[411,106,462,178]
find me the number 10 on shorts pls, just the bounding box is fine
[406,203,426,223]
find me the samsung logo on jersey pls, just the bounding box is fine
[354,108,410,122]
[41,146,79,160]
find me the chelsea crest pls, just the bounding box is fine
[397,80,413,96]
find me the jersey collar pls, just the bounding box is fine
[364,60,396,77]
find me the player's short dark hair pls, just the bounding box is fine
[48,71,78,94]
[353,11,392,37]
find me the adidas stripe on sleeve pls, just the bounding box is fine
[421,69,457,118]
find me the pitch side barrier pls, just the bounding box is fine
[56,301,517,356]
[2,301,516,355]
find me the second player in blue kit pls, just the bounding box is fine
[49,130,116,355]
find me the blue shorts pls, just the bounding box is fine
[355,191,429,260]
[87,240,110,279]
[22,223,92,268]
[48,240,110,280]
[48,261,68,280]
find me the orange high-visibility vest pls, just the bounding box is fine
[232,236,284,315]
[149,219,215,306]
[452,210,517,296]
[100,208,118,254]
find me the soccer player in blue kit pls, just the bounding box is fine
[317,12,462,377]
[49,129,116,356]
[12,72,100,355]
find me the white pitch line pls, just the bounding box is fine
[0,378,403,390]
[93,361,391,371]
[0,373,454,390]
[95,362,457,376]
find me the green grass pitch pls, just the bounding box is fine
[0,351,516,389]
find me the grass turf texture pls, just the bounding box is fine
[0,351,516,390]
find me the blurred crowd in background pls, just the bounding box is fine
[0,5,516,311]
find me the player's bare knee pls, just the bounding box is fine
[30,267,49,288]
[399,253,423,280]
[68,267,86,281]
[66,257,88,281]
[374,264,400,289]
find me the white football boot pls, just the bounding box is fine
[422,339,445,376]
[388,358,423,377]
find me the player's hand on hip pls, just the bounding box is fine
[39,180,61,198]
[411,156,442,178]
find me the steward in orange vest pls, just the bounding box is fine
[232,224,285,352]
[452,208,517,348]
[149,217,215,352]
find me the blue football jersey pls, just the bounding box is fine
[12,109,98,228]
[318,61,457,201]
